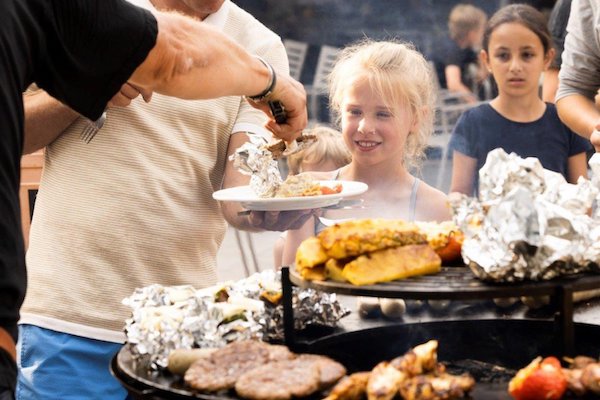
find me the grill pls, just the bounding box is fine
[112,266,600,399]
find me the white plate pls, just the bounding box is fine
[213,180,368,211]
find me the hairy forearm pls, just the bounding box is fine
[23,91,79,154]
[556,94,600,139]
[129,11,270,99]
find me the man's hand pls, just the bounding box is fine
[247,209,316,232]
[247,74,307,143]
[108,83,153,107]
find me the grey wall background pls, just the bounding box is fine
[237,0,556,84]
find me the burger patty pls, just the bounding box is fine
[235,358,322,400]
[296,354,347,388]
[184,340,294,391]
[234,354,346,400]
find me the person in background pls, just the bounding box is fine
[556,0,600,151]
[449,4,590,197]
[431,4,488,103]
[541,0,572,103]
[17,0,309,399]
[273,125,351,269]
[281,39,450,267]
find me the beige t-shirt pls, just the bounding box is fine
[20,0,289,342]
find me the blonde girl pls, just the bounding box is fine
[281,39,450,267]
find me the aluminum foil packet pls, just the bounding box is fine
[450,148,600,282]
[229,134,282,198]
[122,270,350,370]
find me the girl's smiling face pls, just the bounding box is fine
[340,78,416,167]
[482,22,554,99]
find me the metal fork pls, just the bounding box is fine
[80,111,107,143]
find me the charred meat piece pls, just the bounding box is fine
[398,373,476,400]
[563,368,586,397]
[235,358,322,400]
[324,371,371,400]
[266,134,317,160]
[581,363,600,394]
[391,340,439,376]
[367,361,406,400]
[183,341,294,391]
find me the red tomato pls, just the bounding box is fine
[509,357,567,400]
[320,183,343,195]
[435,231,464,263]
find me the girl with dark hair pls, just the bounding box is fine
[449,4,591,196]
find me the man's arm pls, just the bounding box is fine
[128,11,306,141]
[556,94,600,148]
[22,90,79,154]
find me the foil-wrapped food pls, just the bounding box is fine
[450,148,600,282]
[122,270,350,370]
[229,133,318,198]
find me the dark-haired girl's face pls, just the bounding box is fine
[481,22,554,99]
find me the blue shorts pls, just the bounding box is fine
[17,325,131,400]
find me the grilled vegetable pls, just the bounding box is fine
[509,356,567,400]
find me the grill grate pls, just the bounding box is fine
[288,266,600,300]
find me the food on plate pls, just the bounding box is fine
[184,340,294,391]
[415,221,464,264]
[508,356,567,400]
[342,245,441,286]
[318,219,427,260]
[274,174,343,198]
[167,348,216,375]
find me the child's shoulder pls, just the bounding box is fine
[416,180,451,221]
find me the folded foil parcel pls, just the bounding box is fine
[450,148,600,282]
[122,270,349,370]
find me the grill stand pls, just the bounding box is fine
[281,266,600,356]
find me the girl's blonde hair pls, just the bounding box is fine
[287,126,351,175]
[448,4,487,42]
[328,39,436,168]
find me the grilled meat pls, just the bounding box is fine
[266,134,317,160]
[183,340,294,391]
[398,373,476,400]
[367,361,406,400]
[296,354,347,388]
[235,358,322,400]
[391,340,438,376]
[324,372,371,400]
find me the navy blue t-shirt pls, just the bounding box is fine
[449,103,592,191]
